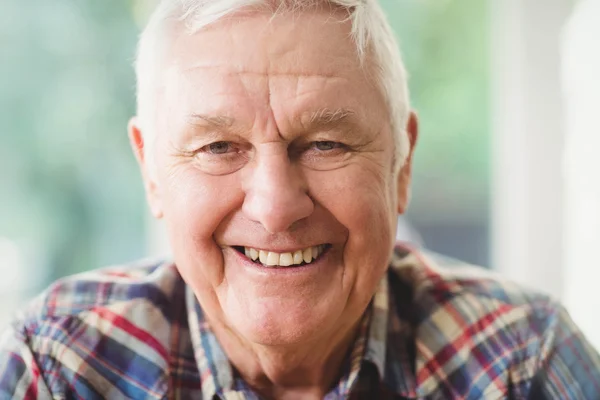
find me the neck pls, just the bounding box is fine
[209,316,363,400]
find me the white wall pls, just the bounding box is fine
[562,0,600,351]
[490,0,573,300]
[492,0,600,349]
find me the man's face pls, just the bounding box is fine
[133,9,414,346]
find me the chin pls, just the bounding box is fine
[226,299,335,346]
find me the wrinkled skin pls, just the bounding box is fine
[130,7,417,399]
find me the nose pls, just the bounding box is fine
[242,145,314,233]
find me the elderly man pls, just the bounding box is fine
[1,0,599,399]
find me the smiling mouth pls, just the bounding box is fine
[232,244,332,267]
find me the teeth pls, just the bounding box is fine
[266,252,279,266]
[293,250,304,264]
[249,248,259,261]
[242,245,327,267]
[312,246,319,259]
[303,248,312,263]
[279,253,293,267]
[259,250,268,264]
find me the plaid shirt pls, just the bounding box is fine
[1,245,599,399]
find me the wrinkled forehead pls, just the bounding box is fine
[157,9,384,122]
[170,9,361,74]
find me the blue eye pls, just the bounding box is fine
[192,141,250,175]
[206,142,231,154]
[314,141,340,151]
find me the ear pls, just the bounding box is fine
[396,111,419,214]
[128,117,164,219]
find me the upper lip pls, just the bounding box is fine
[230,244,329,253]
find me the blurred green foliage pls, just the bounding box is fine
[381,0,490,222]
[0,0,489,286]
[0,0,145,283]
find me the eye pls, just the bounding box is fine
[313,141,343,151]
[291,139,352,171]
[191,140,250,176]
[205,141,233,155]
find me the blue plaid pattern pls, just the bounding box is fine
[1,244,599,399]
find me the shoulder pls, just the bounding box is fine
[17,258,184,328]
[388,244,562,372]
[388,244,600,398]
[12,257,186,343]
[389,244,557,324]
[4,258,185,398]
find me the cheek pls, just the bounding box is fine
[159,166,243,283]
[162,167,242,230]
[309,165,397,283]
[310,165,396,243]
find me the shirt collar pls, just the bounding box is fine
[363,257,420,399]
[186,288,236,400]
[362,273,388,379]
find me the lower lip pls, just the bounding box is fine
[232,247,332,275]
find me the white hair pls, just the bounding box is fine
[135,0,411,171]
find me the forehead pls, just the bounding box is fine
[173,9,359,70]
[161,9,387,125]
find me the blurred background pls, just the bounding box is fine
[1,0,599,348]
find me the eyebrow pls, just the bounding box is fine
[188,113,235,129]
[186,107,357,133]
[302,108,357,130]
